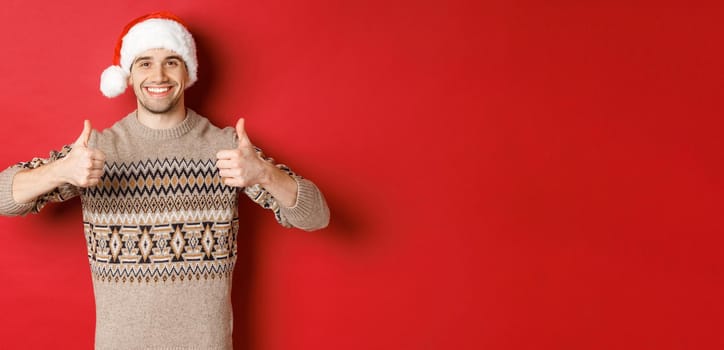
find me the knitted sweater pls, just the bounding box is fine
[0,110,329,350]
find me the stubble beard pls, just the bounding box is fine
[136,88,184,115]
[138,96,181,115]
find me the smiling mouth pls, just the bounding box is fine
[144,86,172,97]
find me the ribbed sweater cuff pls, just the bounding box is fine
[279,177,329,230]
[0,167,35,216]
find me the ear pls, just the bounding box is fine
[182,63,191,85]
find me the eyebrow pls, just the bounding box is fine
[133,55,184,65]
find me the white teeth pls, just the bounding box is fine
[147,87,169,93]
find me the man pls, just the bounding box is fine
[0,12,329,349]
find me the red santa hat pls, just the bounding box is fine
[100,12,198,98]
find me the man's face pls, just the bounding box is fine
[128,48,189,115]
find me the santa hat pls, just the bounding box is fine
[100,12,198,98]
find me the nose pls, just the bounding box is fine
[148,64,168,83]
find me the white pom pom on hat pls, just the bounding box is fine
[100,11,198,98]
[100,66,128,98]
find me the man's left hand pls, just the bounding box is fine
[216,118,270,188]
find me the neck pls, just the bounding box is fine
[136,101,188,129]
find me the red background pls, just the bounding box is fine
[0,1,722,349]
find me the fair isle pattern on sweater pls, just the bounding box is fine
[83,157,239,284]
[20,140,299,286]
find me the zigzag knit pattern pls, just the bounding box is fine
[82,157,239,283]
[88,158,234,197]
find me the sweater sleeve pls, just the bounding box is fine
[0,145,81,216]
[242,147,330,231]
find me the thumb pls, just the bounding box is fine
[74,120,92,147]
[235,118,251,148]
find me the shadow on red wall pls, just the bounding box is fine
[230,184,367,349]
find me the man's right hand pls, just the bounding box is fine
[10,120,106,205]
[57,120,106,187]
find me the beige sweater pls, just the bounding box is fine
[0,110,329,350]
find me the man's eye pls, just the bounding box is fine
[167,61,179,67]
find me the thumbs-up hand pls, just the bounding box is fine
[216,118,270,188]
[57,120,106,187]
